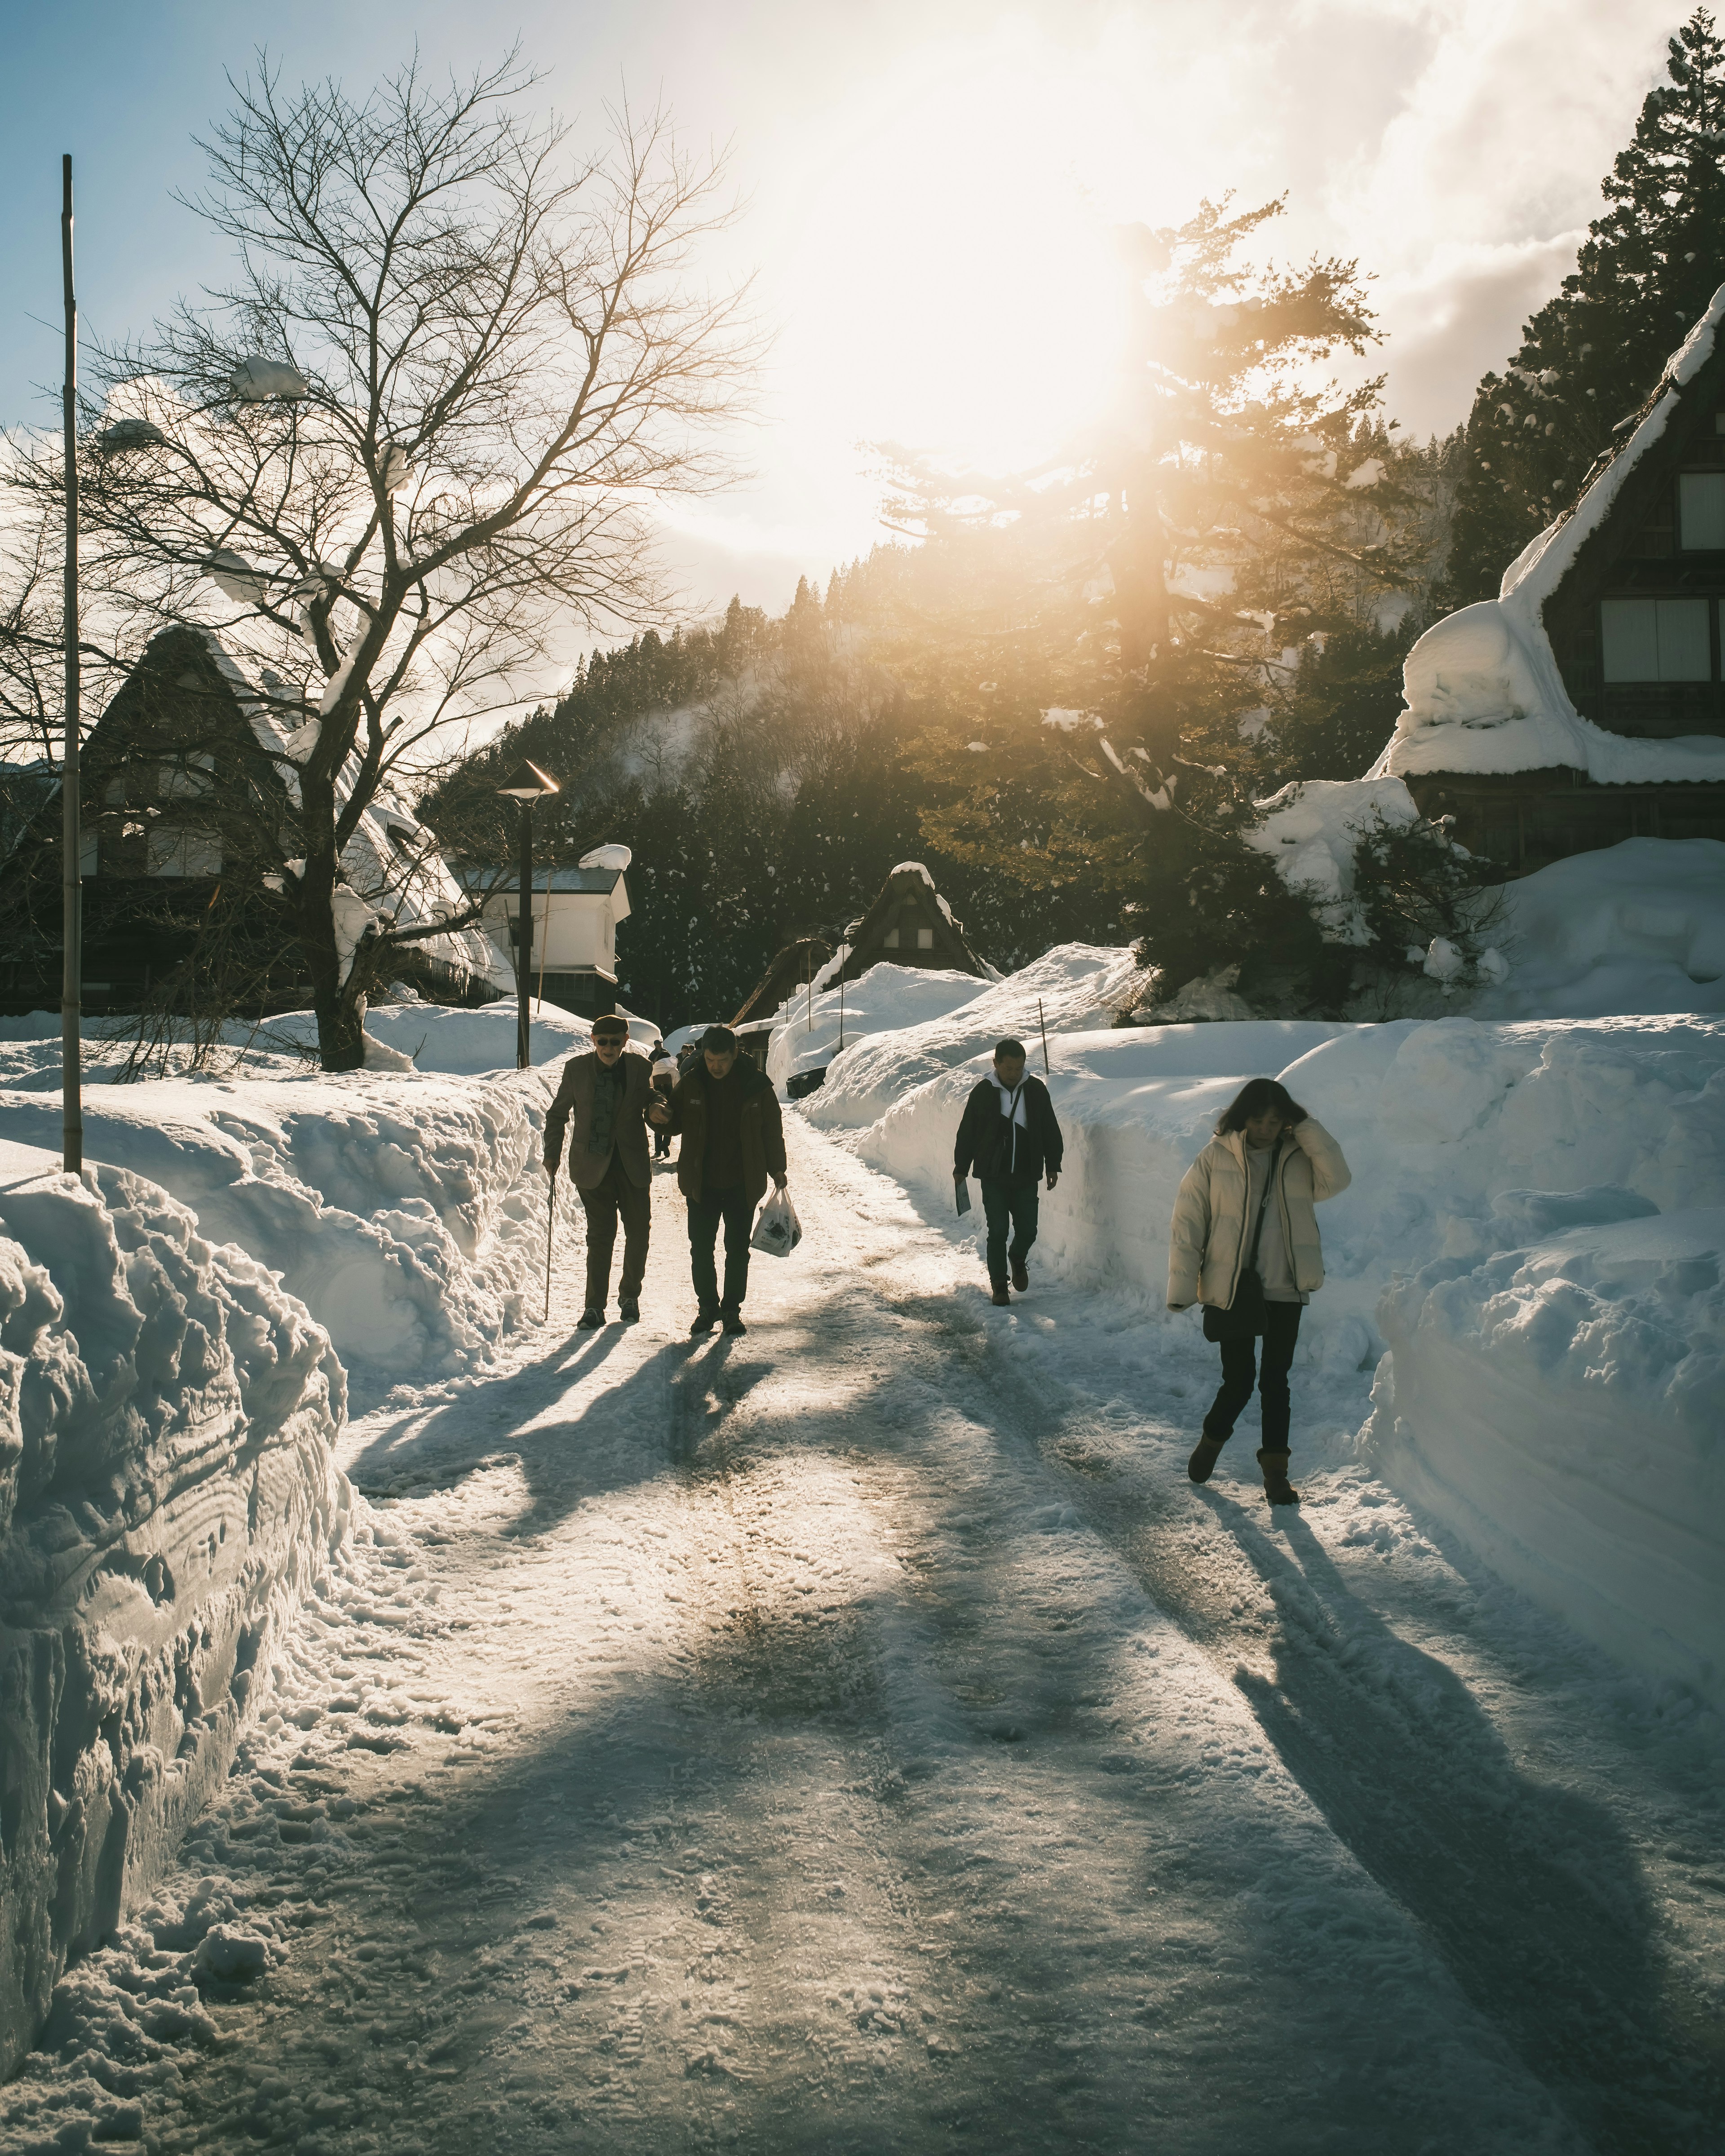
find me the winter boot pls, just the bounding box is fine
[619,1298,641,1324]
[1011,1258,1030,1293]
[1187,1434,1227,1484]
[689,1304,720,1336]
[721,1308,747,1337]
[990,1282,1011,1308]
[1257,1448,1300,1506]
[577,1306,605,1331]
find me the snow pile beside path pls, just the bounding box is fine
[1473,839,1725,1020]
[805,944,1146,1124]
[1367,1204,1724,1703]
[0,1140,346,2073]
[765,964,984,1090]
[843,1019,1349,1303]
[823,994,1725,1701]
[0,1074,549,1411]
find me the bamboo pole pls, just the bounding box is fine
[60,155,82,1175]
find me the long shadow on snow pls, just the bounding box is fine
[213,1327,1539,2156]
[341,1325,779,1523]
[1194,1492,1723,2156]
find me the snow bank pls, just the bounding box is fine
[819,969,1725,1701]
[0,1074,550,1413]
[765,963,986,1091]
[1367,1203,1723,1702]
[805,943,1147,1124]
[0,1140,346,2073]
[1473,838,1725,1020]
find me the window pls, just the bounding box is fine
[1601,597,1712,682]
[1680,472,1725,549]
[882,927,899,948]
[916,926,934,949]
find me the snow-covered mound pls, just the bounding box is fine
[817,983,1725,1703]
[0,1141,346,2073]
[310,998,593,1074]
[1244,774,1420,925]
[1473,838,1725,1019]
[805,944,1146,1125]
[765,963,986,1091]
[1367,1203,1723,1702]
[0,1074,550,1412]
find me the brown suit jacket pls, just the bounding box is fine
[544,1051,654,1190]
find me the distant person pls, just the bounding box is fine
[1167,1078,1351,1505]
[953,1037,1063,1306]
[649,1024,787,1336]
[649,1038,679,1159]
[543,1014,656,1330]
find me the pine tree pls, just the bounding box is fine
[1446,8,1725,602]
[886,195,1418,1009]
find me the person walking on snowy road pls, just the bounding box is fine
[649,1024,787,1337]
[1167,1078,1351,1505]
[544,1015,657,1330]
[649,1039,678,1160]
[953,1037,1063,1307]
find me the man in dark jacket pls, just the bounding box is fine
[953,1037,1063,1306]
[649,1024,787,1337]
[544,1015,656,1329]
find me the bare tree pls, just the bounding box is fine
[5,51,756,1068]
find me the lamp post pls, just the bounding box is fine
[495,761,560,1070]
[60,155,82,1175]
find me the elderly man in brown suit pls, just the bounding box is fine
[544,1014,656,1330]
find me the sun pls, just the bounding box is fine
[760,30,1190,482]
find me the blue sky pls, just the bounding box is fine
[0,0,1685,628]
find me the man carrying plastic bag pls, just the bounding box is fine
[649,1025,789,1337]
[750,1187,802,1259]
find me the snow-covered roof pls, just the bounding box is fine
[200,631,504,987]
[455,863,625,896]
[1373,283,1725,789]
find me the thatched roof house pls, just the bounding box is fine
[830,862,991,987]
[1375,285,1725,871]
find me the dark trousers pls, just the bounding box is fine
[577,1155,651,1309]
[1203,1302,1303,1452]
[687,1185,757,1312]
[979,1174,1039,1284]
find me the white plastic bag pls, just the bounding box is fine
[750,1188,802,1259]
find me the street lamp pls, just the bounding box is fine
[495,760,559,1070]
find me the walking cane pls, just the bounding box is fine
[1037,997,1050,1075]
[544,1167,556,1323]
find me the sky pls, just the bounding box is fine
[0,0,1686,641]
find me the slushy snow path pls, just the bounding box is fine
[6,1117,1721,2155]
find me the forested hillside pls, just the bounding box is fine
[423,203,1466,1033]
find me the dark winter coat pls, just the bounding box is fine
[663,1060,787,1205]
[954,1073,1064,1184]
[544,1051,655,1190]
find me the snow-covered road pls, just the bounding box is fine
[5,1115,1721,2155]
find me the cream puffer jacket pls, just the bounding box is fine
[1167,1118,1351,1310]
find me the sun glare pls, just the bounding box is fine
[762,27,1191,483]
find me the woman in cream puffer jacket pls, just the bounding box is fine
[1167,1078,1350,1504]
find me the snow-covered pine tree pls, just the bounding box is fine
[1446,7,1725,604]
